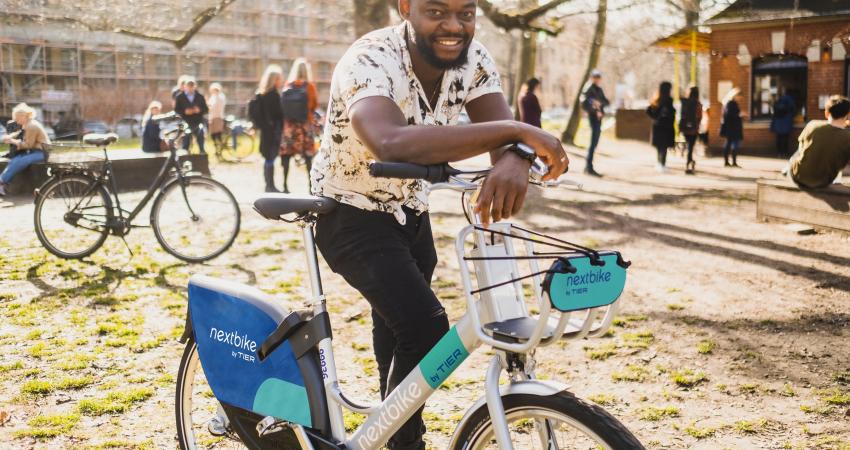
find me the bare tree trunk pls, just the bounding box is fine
[514,31,538,119]
[353,0,391,38]
[561,0,607,144]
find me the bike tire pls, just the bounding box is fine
[226,133,256,161]
[150,175,240,263]
[451,391,645,450]
[33,174,112,260]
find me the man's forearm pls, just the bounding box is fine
[371,120,526,165]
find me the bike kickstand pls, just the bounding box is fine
[120,236,134,258]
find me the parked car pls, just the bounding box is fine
[82,120,111,136]
[43,125,57,141]
[114,116,142,139]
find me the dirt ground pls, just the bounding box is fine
[1,136,848,450]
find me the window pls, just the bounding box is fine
[751,55,807,121]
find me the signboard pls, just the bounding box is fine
[41,90,74,103]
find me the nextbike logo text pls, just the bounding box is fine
[356,382,422,449]
[564,269,611,287]
[209,326,257,353]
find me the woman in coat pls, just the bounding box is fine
[721,89,745,167]
[279,58,318,193]
[141,100,163,153]
[770,91,795,157]
[679,86,703,174]
[646,81,676,173]
[0,103,50,196]
[256,65,284,192]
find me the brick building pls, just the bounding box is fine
[704,0,850,154]
[0,0,353,124]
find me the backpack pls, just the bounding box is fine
[247,93,265,126]
[281,84,309,122]
[679,100,700,135]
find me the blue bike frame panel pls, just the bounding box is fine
[188,283,312,427]
[543,252,627,312]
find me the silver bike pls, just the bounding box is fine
[175,159,644,449]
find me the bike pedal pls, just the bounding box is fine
[256,416,289,437]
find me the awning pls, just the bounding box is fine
[653,27,711,53]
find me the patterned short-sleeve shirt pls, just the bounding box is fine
[310,21,503,224]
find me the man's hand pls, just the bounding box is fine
[475,151,531,226]
[518,124,569,181]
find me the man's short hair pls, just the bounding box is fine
[826,95,850,119]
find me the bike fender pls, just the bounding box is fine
[447,379,570,449]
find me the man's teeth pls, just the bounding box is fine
[437,39,461,45]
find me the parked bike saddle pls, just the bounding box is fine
[253,194,338,220]
[82,133,119,146]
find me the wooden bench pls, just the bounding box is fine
[756,178,850,233]
[0,149,209,196]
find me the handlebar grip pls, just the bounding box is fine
[369,162,459,183]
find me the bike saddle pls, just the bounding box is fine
[82,133,119,146]
[254,194,338,220]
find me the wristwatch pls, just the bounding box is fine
[506,142,536,164]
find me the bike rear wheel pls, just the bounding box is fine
[34,174,112,259]
[452,392,644,450]
[151,175,240,263]
[224,132,255,161]
[176,340,298,450]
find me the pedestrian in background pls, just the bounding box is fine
[721,88,746,167]
[519,77,542,128]
[174,78,208,154]
[679,86,702,175]
[254,64,284,192]
[141,100,163,153]
[581,69,608,177]
[279,58,318,193]
[646,81,676,173]
[171,74,190,107]
[207,82,226,150]
[771,89,796,157]
[0,103,50,196]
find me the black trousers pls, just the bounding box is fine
[684,134,697,163]
[315,204,449,450]
[775,133,791,157]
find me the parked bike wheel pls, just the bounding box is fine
[225,133,256,161]
[151,175,240,263]
[34,174,112,259]
[452,392,645,450]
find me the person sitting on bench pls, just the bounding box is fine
[0,103,50,196]
[789,95,850,189]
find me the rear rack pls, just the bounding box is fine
[455,223,629,353]
[44,143,106,173]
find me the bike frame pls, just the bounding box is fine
[292,181,612,450]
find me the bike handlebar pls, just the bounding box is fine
[368,162,461,183]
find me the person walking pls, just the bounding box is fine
[679,86,703,174]
[581,69,608,176]
[171,74,190,107]
[646,81,676,173]
[519,77,542,128]
[207,82,227,151]
[771,90,796,157]
[720,88,746,167]
[0,103,50,196]
[174,78,209,154]
[279,58,318,193]
[141,100,163,153]
[254,64,284,192]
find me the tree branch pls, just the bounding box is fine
[478,0,575,36]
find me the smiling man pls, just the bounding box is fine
[310,0,567,447]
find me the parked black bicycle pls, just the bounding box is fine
[33,112,240,262]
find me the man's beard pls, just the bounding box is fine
[409,23,471,70]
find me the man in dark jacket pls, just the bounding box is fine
[581,69,608,176]
[770,91,796,157]
[174,78,209,154]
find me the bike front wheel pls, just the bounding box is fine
[151,175,240,263]
[34,174,112,259]
[452,391,644,450]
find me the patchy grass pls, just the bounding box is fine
[684,422,717,439]
[14,412,81,439]
[621,330,654,349]
[56,375,95,390]
[350,341,370,351]
[78,387,154,416]
[696,340,716,354]
[667,303,685,311]
[353,356,377,377]
[612,364,650,382]
[344,412,366,432]
[21,379,55,395]
[612,314,648,328]
[816,388,850,406]
[588,393,619,405]
[584,342,618,360]
[638,406,680,421]
[0,360,24,372]
[734,418,769,434]
[670,369,708,388]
